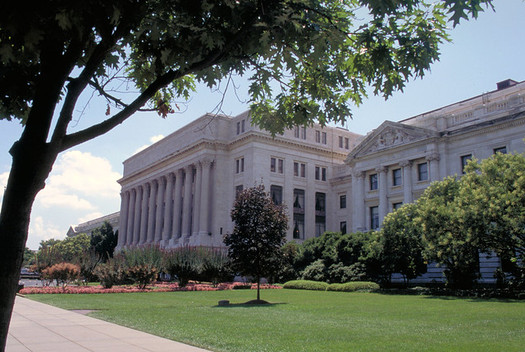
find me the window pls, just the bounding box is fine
[460,154,472,174]
[340,221,347,234]
[241,119,245,133]
[294,162,306,177]
[322,132,327,144]
[235,157,244,174]
[301,126,307,140]
[315,192,326,212]
[235,185,243,197]
[293,189,305,210]
[294,126,300,138]
[270,185,283,205]
[392,168,402,186]
[236,121,240,135]
[315,130,321,143]
[417,162,428,181]
[315,166,327,181]
[393,202,403,211]
[315,192,326,237]
[339,136,344,148]
[271,157,284,173]
[339,194,346,209]
[494,146,507,154]
[369,173,378,190]
[370,206,379,230]
[293,214,305,239]
[344,137,349,150]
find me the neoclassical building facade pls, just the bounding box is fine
[116,79,525,252]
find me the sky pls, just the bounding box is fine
[1,0,524,250]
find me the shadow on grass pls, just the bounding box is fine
[212,302,288,308]
[377,288,523,303]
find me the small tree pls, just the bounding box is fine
[90,222,118,262]
[378,203,427,286]
[225,185,288,302]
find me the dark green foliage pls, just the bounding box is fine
[274,242,301,283]
[282,280,329,291]
[300,259,327,282]
[326,281,380,292]
[225,185,288,301]
[90,222,118,262]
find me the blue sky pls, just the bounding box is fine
[1,0,524,249]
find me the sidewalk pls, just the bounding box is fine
[7,296,211,352]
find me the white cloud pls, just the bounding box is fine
[0,171,9,201]
[77,212,104,224]
[134,134,165,154]
[38,187,95,210]
[28,216,64,248]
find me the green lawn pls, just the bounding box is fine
[29,290,525,352]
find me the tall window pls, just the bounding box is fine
[270,185,283,205]
[315,193,326,237]
[392,168,402,186]
[294,126,300,138]
[417,162,428,181]
[370,206,379,230]
[460,154,472,174]
[493,146,507,154]
[339,194,346,209]
[344,137,349,149]
[235,157,244,174]
[235,185,243,197]
[339,136,344,148]
[369,173,378,190]
[271,157,284,173]
[315,130,321,143]
[293,189,305,239]
[321,131,327,144]
[301,126,307,140]
[340,221,347,234]
[241,119,245,133]
[236,121,240,135]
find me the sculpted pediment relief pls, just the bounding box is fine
[346,121,438,162]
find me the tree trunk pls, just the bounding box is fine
[257,276,260,302]
[0,141,57,351]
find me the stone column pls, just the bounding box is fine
[400,160,413,204]
[181,165,193,239]
[125,189,136,246]
[139,183,149,245]
[377,166,388,226]
[154,176,166,244]
[199,159,212,237]
[132,185,143,245]
[352,170,365,232]
[172,169,183,242]
[427,152,440,182]
[147,180,158,243]
[191,163,202,239]
[117,191,129,249]
[162,172,175,246]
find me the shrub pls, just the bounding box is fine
[162,246,200,287]
[327,262,368,283]
[198,247,232,285]
[41,262,81,287]
[326,281,380,292]
[128,265,158,289]
[283,280,329,291]
[300,259,327,282]
[95,256,129,288]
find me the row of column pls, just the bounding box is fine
[117,159,213,248]
[352,153,440,231]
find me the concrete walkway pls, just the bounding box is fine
[7,296,210,352]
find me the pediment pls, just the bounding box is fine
[346,121,438,163]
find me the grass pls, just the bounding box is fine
[28,290,525,352]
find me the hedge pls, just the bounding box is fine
[326,281,379,292]
[283,280,329,291]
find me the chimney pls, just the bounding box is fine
[496,79,518,90]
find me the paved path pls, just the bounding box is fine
[7,296,211,352]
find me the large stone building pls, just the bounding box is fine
[116,79,525,253]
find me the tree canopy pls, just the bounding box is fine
[225,185,288,302]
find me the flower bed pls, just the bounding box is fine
[19,282,281,294]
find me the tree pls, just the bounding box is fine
[90,222,118,262]
[378,203,427,286]
[415,177,480,288]
[0,0,494,348]
[458,153,525,285]
[225,185,288,302]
